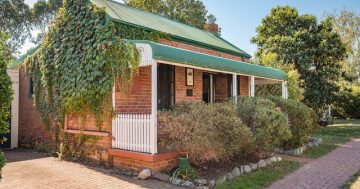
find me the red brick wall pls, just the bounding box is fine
[18,68,48,146]
[174,66,203,103]
[239,75,249,96]
[159,39,249,62]
[113,156,177,173]
[115,66,152,114]
[215,75,230,102]
[204,23,219,35]
[66,113,112,162]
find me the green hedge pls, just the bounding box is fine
[235,97,291,153]
[158,102,254,164]
[332,90,360,119]
[268,96,317,148]
[158,97,316,164]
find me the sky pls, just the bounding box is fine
[22,0,360,56]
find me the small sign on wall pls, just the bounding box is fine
[186,68,194,86]
[186,89,193,96]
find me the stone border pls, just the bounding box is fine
[275,137,323,156]
[136,156,283,189]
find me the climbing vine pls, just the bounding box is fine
[24,0,164,155]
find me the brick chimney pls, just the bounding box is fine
[204,14,220,35]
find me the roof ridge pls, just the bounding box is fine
[103,0,249,56]
[105,0,212,34]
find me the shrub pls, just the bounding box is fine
[235,97,291,153]
[158,102,254,164]
[0,151,5,180]
[332,90,360,119]
[268,96,317,148]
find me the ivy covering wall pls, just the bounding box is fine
[24,0,163,158]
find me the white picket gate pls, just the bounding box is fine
[112,114,154,154]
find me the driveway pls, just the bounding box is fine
[1,150,180,189]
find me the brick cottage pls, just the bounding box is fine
[9,0,288,172]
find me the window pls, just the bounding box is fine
[29,77,34,97]
[157,64,175,110]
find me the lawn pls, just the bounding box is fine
[302,119,360,159]
[216,160,301,189]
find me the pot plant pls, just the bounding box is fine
[171,153,197,181]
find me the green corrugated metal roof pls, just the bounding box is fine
[91,0,251,58]
[9,46,39,69]
[130,40,287,80]
[11,40,285,80]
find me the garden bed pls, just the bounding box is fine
[195,155,266,180]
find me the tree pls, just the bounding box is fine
[251,6,347,114]
[124,0,208,29]
[0,32,12,141]
[0,33,12,180]
[31,0,63,44]
[326,9,360,83]
[255,52,304,100]
[0,0,32,55]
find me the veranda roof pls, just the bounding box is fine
[131,40,287,81]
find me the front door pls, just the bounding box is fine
[0,106,11,149]
[203,73,215,103]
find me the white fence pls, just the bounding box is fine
[112,114,155,154]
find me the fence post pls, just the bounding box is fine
[111,84,115,148]
[151,62,158,154]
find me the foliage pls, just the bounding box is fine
[0,33,12,140]
[302,119,360,158]
[26,0,141,133]
[172,166,197,180]
[268,96,317,148]
[31,0,63,43]
[235,97,291,153]
[0,0,32,55]
[60,133,98,161]
[24,0,166,158]
[251,6,347,114]
[158,102,254,164]
[332,88,360,119]
[326,9,360,120]
[255,52,304,100]
[216,160,301,189]
[124,0,209,29]
[326,9,360,83]
[0,151,5,180]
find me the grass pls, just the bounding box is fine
[216,160,301,189]
[302,119,360,159]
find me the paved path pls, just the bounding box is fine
[268,138,360,189]
[1,150,180,189]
